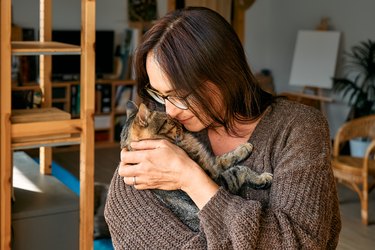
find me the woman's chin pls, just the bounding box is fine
[182,121,206,132]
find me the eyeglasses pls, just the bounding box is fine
[144,84,190,110]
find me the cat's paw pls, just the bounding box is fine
[230,142,253,164]
[242,142,254,153]
[253,172,273,190]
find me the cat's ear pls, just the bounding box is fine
[126,100,138,118]
[137,103,150,127]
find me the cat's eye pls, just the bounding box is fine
[145,85,190,110]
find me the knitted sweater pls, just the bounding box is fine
[104,98,341,249]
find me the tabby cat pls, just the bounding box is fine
[120,102,272,231]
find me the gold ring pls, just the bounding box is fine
[133,176,137,185]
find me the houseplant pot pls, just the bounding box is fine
[349,138,371,157]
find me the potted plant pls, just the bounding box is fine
[333,39,375,119]
[333,39,375,156]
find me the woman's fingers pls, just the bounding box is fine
[123,176,142,189]
[130,139,170,150]
[122,174,162,190]
[120,147,152,163]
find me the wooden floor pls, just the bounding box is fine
[336,185,375,250]
[34,145,375,249]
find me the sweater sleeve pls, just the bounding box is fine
[104,170,204,249]
[195,106,341,249]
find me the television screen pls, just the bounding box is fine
[52,30,115,80]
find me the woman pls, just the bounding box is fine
[105,7,341,249]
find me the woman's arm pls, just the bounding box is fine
[191,109,341,249]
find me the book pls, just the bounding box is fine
[94,115,111,130]
[70,84,80,117]
[95,84,111,113]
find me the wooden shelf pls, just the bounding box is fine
[12,85,41,91]
[12,119,82,138]
[12,136,81,150]
[49,79,137,144]
[53,98,68,103]
[12,41,81,55]
[96,78,135,85]
[11,107,71,123]
[10,108,81,149]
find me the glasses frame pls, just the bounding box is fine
[144,84,190,110]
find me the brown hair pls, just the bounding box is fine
[134,7,274,136]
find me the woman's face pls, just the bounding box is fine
[146,52,209,132]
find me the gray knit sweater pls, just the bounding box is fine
[104,98,341,249]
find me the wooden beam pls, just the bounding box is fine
[80,0,96,249]
[0,0,13,248]
[232,0,256,44]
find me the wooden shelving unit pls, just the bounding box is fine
[11,41,81,55]
[0,0,95,249]
[46,79,136,145]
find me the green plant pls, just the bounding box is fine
[333,39,375,119]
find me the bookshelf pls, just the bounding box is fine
[50,79,137,144]
[0,0,95,249]
[10,79,137,148]
[94,79,137,144]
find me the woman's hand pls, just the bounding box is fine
[119,139,196,191]
[118,139,219,209]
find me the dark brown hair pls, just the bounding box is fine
[134,7,274,136]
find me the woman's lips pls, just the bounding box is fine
[177,117,192,124]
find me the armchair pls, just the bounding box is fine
[332,115,375,225]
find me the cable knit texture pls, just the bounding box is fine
[104,98,341,249]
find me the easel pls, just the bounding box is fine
[283,18,337,115]
[281,87,332,115]
[287,86,332,114]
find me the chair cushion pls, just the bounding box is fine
[332,156,375,182]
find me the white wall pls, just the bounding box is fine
[245,0,375,137]
[12,0,375,137]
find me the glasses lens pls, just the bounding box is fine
[146,88,165,104]
[167,96,189,110]
[145,86,190,110]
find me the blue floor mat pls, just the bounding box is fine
[33,158,80,195]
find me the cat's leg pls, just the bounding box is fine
[215,143,253,168]
[216,166,273,194]
[152,189,200,232]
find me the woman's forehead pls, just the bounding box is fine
[146,52,174,94]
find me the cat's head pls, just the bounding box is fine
[120,101,183,150]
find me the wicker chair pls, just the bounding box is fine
[332,115,375,225]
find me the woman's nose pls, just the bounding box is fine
[165,100,182,118]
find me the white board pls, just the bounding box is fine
[289,30,341,89]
